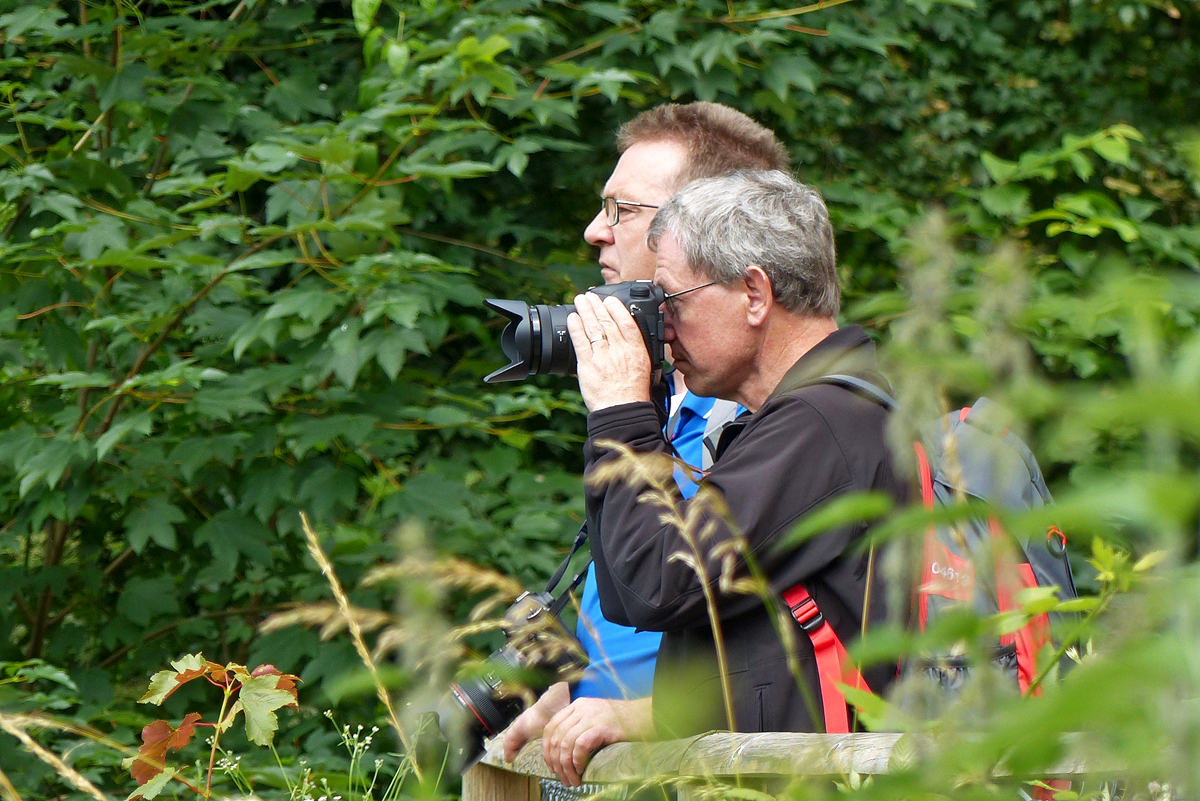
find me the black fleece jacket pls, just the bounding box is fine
[583,325,905,736]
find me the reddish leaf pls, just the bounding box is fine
[130,712,203,785]
[249,663,300,701]
[274,672,300,702]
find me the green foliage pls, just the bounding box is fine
[1,0,1199,796]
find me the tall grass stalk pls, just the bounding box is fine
[299,512,425,785]
[0,713,111,801]
[0,764,25,801]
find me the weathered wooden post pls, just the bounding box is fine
[463,761,541,801]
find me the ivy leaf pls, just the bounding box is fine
[127,713,202,785]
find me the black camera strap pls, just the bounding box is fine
[548,562,591,617]
[543,522,588,594]
[541,523,593,617]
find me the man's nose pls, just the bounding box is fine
[583,209,613,246]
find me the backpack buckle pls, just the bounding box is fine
[788,595,825,633]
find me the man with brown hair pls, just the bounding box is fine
[501,102,791,786]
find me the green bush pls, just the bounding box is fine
[2,0,1199,797]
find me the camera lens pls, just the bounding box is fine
[484,300,576,382]
[483,281,665,384]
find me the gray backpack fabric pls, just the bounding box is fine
[813,376,1079,696]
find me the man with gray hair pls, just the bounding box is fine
[566,169,903,741]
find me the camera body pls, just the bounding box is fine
[438,591,588,768]
[483,280,666,383]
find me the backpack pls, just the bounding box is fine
[782,375,1080,733]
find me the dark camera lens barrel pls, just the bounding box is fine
[534,303,576,376]
[484,280,665,384]
[447,677,524,738]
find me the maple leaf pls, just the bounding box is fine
[128,712,202,785]
[226,672,299,746]
[139,653,213,705]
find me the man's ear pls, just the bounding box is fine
[743,265,773,327]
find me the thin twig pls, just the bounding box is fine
[712,0,857,23]
[71,111,107,153]
[299,513,426,785]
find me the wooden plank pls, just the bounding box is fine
[476,732,1098,786]
[464,760,542,801]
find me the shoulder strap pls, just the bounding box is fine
[779,373,891,732]
[782,584,870,733]
[805,374,897,411]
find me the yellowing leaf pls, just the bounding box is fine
[138,653,212,704]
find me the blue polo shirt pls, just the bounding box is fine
[571,392,724,700]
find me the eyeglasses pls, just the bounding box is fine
[662,281,717,316]
[601,196,660,226]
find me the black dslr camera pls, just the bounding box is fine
[436,589,587,769]
[483,280,666,383]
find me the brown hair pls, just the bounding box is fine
[616,102,791,190]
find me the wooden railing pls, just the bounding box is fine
[463,732,1092,801]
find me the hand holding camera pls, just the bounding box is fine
[566,293,655,412]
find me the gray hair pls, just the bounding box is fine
[646,170,839,317]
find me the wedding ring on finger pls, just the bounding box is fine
[589,335,607,344]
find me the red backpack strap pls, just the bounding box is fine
[782,584,870,733]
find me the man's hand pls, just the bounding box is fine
[541,696,654,787]
[567,293,652,412]
[502,681,571,763]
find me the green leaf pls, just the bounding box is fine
[1053,597,1101,613]
[29,191,83,223]
[230,672,297,746]
[138,654,209,705]
[980,184,1031,219]
[32,371,112,389]
[1091,135,1131,165]
[125,497,186,553]
[117,577,181,626]
[127,767,177,801]
[96,412,153,461]
[194,511,275,572]
[0,6,66,39]
[1069,151,1094,182]
[386,41,410,76]
[775,491,894,550]
[352,0,383,36]
[981,152,1019,183]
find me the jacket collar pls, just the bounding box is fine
[768,324,882,401]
